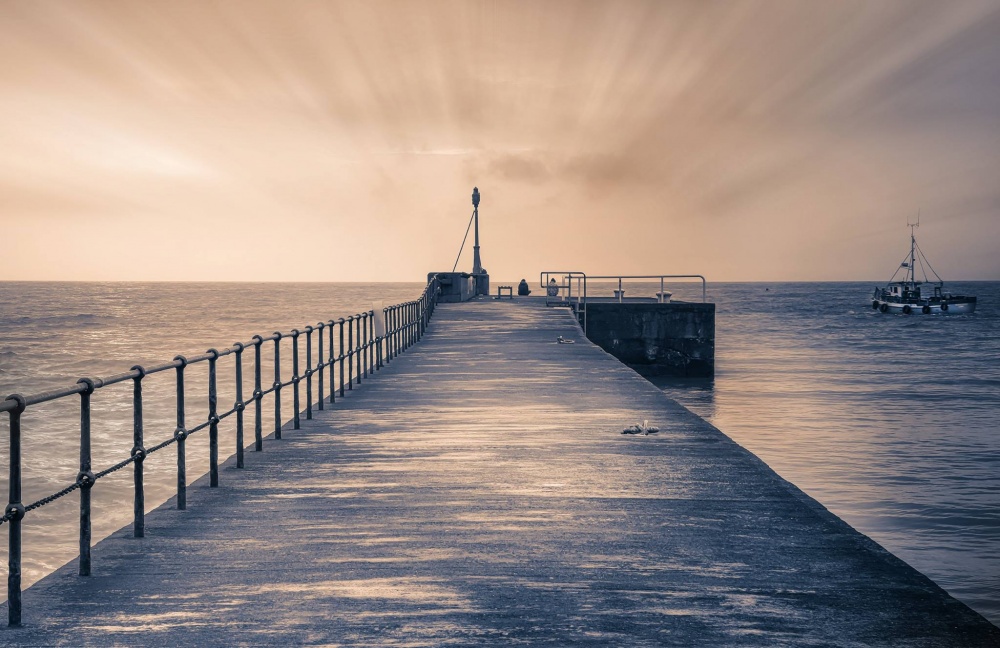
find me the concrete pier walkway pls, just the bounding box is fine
[3,300,998,646]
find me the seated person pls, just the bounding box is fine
[546,278,559,297]
[517,279,531,296]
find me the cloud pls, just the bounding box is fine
[1,0,999,280]
[486,152,550,184]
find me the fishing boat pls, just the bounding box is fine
[871,221,977,315]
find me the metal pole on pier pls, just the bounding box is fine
[471,187,489,295]
[472,187,482,276]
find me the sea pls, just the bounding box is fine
[1,280,998,626]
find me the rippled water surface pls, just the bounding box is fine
[1,281,998,627]
[652,280,1000,625]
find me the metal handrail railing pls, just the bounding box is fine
[0,278,440,626]
[540,271,588,331]
[586,274,707,304]
[539,272,708,334]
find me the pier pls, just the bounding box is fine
[2,296,998,646]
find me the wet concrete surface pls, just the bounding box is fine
[2,299,998,646]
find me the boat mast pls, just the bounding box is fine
[907,214,919,287]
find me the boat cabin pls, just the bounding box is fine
[886,283,922,301]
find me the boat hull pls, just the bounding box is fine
[872,299,976,315]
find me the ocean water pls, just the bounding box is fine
[1,281,998,627]
[649,280,1000,626]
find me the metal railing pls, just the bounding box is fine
[0,278,440,626]
[539,272,708,333]
[587,274,707,304]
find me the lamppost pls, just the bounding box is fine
[471,187,488,295]
[472,187,482,275]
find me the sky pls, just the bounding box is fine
[1,0,999,282]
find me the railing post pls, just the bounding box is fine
[380,309,387,366]
[75,378,95,577]
[315,323,324,412]
[382,307,389,366]
[233,344,245,468]
[387,307,394,360]
[174,355,188,510]
[252,335,263,451]
[367,312,373,376]
[370,311,376,372]
[347,316,354,391]
[394,306,400,358]
[273,333,282,440]
[291,329,301,430]
[356,315,362,386]
[305,325,313,419]
[76,378,94,576]
[419,299,424,339]
[338,318,345,397]
[361,313,368,380]
[131,365,146,537]
[387,307,393,361]
[408,303,414,348]
[207,349,219,488]
[327,320,336,403]
[5,394,26,627]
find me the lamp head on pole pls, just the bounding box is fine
[472,187,480,208]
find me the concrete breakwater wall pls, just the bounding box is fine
[584,302,715,377]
